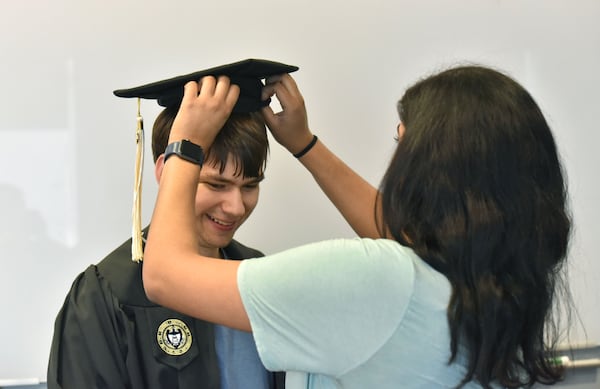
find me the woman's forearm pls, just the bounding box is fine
[298,139,382,239]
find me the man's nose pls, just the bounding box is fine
[221,188,245,217]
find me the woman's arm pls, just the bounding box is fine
[262,74,383,238]
[143,76,252,331]
[295,140,382,239]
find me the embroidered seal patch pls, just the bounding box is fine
[157,318,192,355]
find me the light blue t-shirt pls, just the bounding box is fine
[214,324,272,389]
[215,250,273,389]
[238,238,483,388]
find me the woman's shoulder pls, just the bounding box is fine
[330,237,421,272]
[260,237,420,277]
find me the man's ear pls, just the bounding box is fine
[155,154,165,183]
[397,123,406,140]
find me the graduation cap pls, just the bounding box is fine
[114,58,299,112]
[114,58,299,262]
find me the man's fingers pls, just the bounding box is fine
[197,76,217,99]
[191,75,239,112]
[182,80,200,104]
[213,75,231,97]
[225,83,240,110]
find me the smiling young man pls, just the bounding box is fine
[152,106,266,258]
[47,59,297,389]
[190,155,262,252]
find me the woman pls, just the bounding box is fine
[143,65,571,388]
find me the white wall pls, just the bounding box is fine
[1,0,598,381]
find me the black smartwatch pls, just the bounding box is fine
[164,139,204,166]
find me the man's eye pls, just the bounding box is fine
[243,183,259,190]
[206,183,226,189]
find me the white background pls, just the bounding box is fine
[1,0,598,381]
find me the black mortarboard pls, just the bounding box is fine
[113,58,299,112]
[115,58,298,262]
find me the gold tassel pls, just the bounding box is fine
[132,97,144,262]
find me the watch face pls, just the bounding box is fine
[165,140,204,165]
[180,140,204,164]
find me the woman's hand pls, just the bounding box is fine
[169,75,240,149]
[262,74,314,155]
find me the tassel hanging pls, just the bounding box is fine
[132,98,144,262]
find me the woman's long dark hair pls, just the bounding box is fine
[378,66,571,388]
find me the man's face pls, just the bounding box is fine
[193,155,262,256]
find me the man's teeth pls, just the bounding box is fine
[209,215,233,226]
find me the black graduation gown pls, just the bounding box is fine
[47,235,285,389]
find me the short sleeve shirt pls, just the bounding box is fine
[238,238,479,388]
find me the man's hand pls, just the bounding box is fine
[169,75,240,150]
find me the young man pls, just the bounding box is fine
[47,59,297,389]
